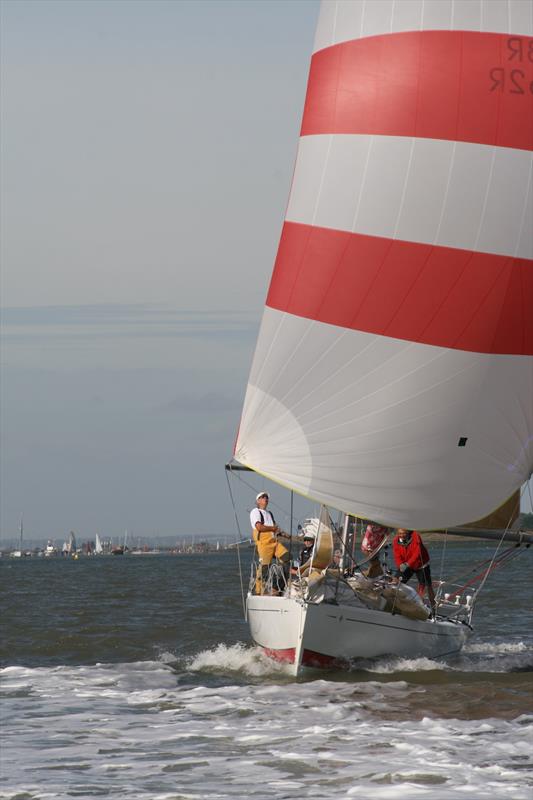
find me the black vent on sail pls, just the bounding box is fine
[458,437,468,447]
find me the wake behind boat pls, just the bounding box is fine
[226,0,533,675]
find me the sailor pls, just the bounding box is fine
[392,528,436,615]
[250,492,290,593]
[361,522,387,578]
[299,532,315,566]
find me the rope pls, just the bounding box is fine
[289,490,294,590]
[450,545,525,598]
[229,467,297,527]
[442,545,514,592]
[225,468,246,617]
[472,488,523,600]
[438,529,448,586]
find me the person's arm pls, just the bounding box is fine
[250,509,279,534]
[405,532,422,568]
[255,521,279,533]
[392,538,410,576]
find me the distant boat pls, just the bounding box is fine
[44,540,57,557]
[62,532,77,557]
[94,533,103,555]
[10,515,24,558]
[112,529,130,555]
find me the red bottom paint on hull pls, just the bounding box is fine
[263,647,343,669]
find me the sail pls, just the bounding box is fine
[461,489,521,530]
[95,533,103,554]
[234,0,533,530]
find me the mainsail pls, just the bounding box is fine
[235,0,533,530]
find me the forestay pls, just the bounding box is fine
[234,0,533,530]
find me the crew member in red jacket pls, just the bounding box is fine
[392,529,436,616]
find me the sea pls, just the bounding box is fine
[1,543,532,800]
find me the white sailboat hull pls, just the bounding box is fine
[247,595,471,671]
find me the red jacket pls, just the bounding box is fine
[392,531,429,570]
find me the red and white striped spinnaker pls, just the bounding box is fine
[234,0,533,530]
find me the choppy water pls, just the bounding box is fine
[1,545,532,799]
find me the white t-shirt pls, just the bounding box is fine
[250,507,275,532]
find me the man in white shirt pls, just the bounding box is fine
[250,492,290,593]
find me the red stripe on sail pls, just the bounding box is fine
[266,222,533,355]
[302,31,533,151]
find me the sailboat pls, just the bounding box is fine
[94,533,103,555]
[111,530,128,555]
[227,0,533,674]
[10,515,24,558]
[68,531,78,558]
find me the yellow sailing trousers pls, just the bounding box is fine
[254,533,288,565]
[254,533,289,595]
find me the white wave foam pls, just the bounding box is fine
[352,640,533,675]
[464,641,529,655]
[157,650,179,664]
[361,656,445,674]
[187,643,293,677]
[2,661,532,799]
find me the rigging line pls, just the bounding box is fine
[225,469,246,617]
[443,538,522,588]
[289,490,294,591]
[454,548,522,592]
[438,529,448,587]
[475,486,523,599]
[230,467,304,526]
[449,553,527,601]
[445,545,517,587]
[454,547,526,596]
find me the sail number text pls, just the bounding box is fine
[489,37,533,94]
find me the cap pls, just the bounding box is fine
[256,492,269,502]
[303,532,316,541]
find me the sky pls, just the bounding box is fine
[1,0,531,545]
[1,0,320,543]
